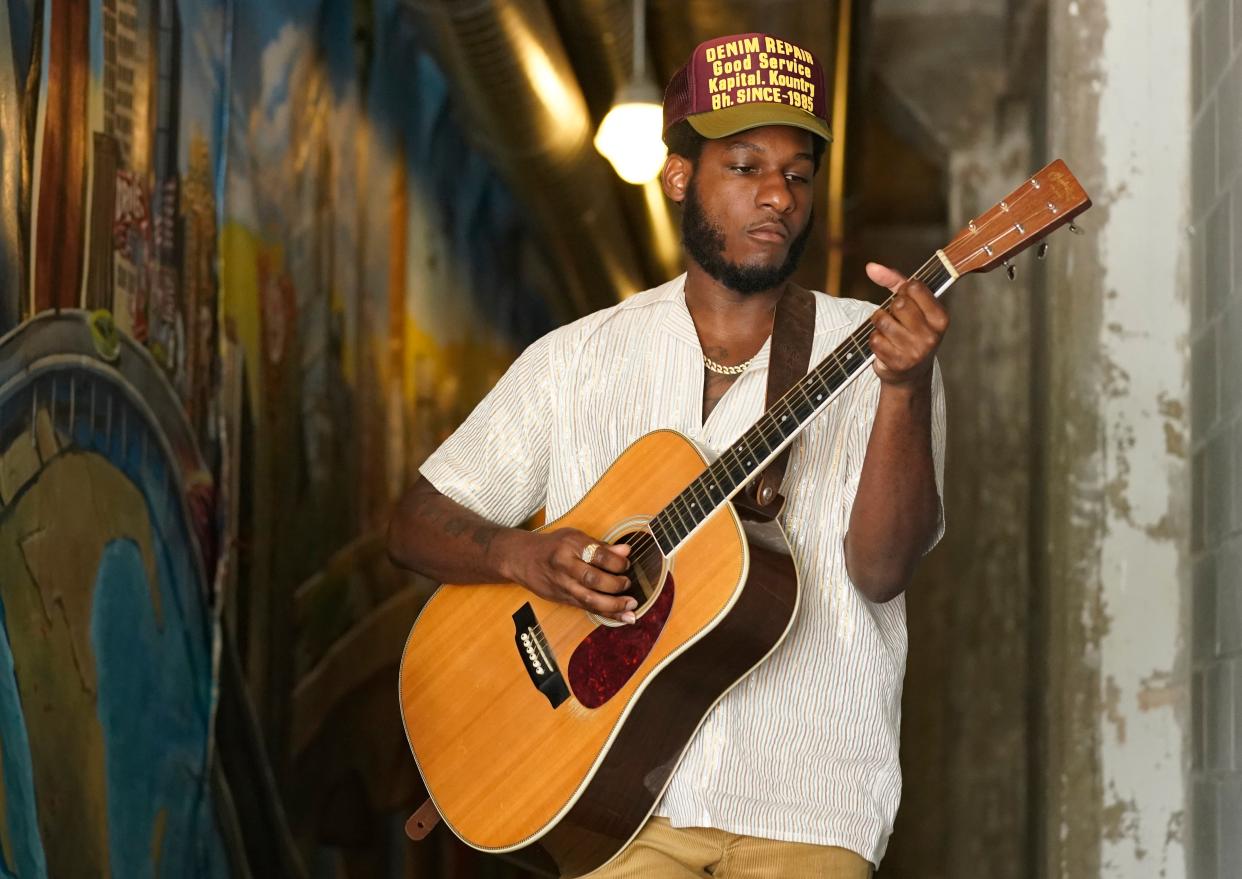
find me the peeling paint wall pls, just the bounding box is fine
[1045,1,1190,877]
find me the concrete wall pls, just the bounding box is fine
[1043,1,1191,876]
[1190,0,1242,875]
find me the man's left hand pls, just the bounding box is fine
[864,262,950,387]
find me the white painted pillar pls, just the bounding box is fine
[1043,1,1191,876]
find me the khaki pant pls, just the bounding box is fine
[580,817,874,878]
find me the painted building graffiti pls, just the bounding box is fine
[0,0,556,874]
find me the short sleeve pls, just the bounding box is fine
[418,333,554,527]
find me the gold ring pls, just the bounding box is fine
[580,542,600,565]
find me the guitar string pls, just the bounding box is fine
[612,257,949,578]
[673,171,1073,521]
[601,180,1066,586]
[630,258,947,568]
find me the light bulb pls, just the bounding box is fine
[594,83,666,185]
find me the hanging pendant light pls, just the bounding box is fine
[594,0,666,185]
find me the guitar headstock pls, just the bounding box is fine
[942,159,1092,276]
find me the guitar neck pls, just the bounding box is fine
[645,158,1093,554]
[647,253,958,555]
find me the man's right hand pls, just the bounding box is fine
[499,528,637,624]
[388,477,639,624]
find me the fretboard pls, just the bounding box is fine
[647,254,957,555]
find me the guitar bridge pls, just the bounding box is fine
[512,603,570,708]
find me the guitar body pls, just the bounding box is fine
[398,429,800,877]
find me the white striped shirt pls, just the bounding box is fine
[420,274,946,866]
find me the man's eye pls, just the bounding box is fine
[730,165,755,174]
[785,174,809,184]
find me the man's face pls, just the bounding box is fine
[679,125,817,294]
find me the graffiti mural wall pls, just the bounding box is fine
[0,0,556,874]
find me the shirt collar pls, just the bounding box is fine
[651,273,858,360]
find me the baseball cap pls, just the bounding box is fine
[663,33,832,145]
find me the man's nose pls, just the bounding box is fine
[757,172,794,214]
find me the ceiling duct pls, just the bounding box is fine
[399,0,647,317]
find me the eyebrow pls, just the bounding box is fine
[724,141,814,162]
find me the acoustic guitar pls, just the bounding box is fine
[398,160,1091,877]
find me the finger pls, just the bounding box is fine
[570,559,632,595]
[590,544,631,574]
[565,579,636,616]
[886,291,930,333]
[868,330,904,375]
[872,304,920,350]
[865,262,908,292]
[553,533,602,571]
[871,321,937,378]
[562,532,629,569]
[898,280,949,332]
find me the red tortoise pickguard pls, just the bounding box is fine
[566,576,676,709]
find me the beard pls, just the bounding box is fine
[681,179,813,295]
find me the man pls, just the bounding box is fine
[388,32,947,878]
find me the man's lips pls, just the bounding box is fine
[746,222,789,243]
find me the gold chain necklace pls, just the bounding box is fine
[703,353,755,375]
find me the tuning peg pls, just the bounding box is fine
[1037,242,1049,260]
[1069,223,1084,235]
[1004,260,1016,281]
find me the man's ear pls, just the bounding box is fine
[662,154,692,203]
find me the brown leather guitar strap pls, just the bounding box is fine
[733,283,815,523]
[404,797,441,840]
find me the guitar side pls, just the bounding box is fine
[397,429,800,874]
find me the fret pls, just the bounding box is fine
[744,425,774,459]
[836,340,866,371]
[668,495,693,539]
[737,433,761,469]
[750,417,776,455]
[786,384,817,422]
[846,331,870,360]
[772,399,797,434]
[813,357,849,391]
[837,350,866,377]
[685,478,712,523]
[665,519,688,548]
[704,470,726,504]
[703,463,728,502]
[655,508,682,547]
[765,410,791,444]
[723,444,749,477]
[649,515,675,554]
[718,458,743,495]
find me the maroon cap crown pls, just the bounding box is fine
[663,33,832,144]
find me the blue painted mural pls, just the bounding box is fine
[0,316,225,876]
[0,0,556,875]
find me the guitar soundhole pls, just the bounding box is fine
[615,528,665,613]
